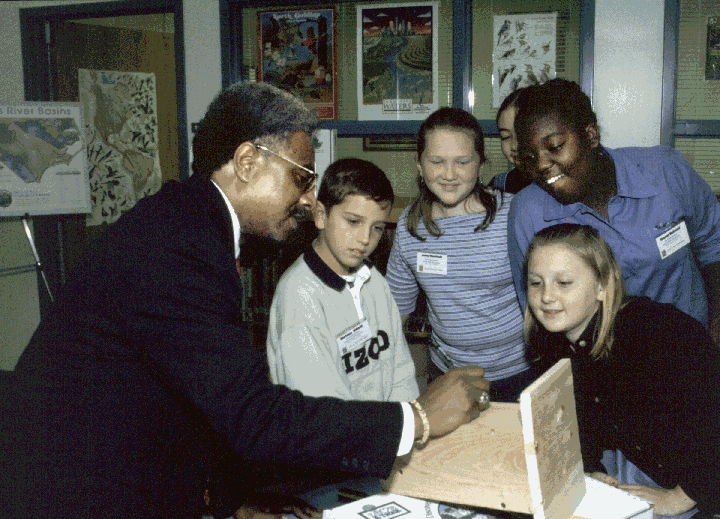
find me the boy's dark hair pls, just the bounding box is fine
[317,158,394,213]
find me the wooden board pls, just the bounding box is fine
[383,359,584,518]
[383,402,533,513]
[521,359,585,518]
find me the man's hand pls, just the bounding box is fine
[619,484,696,516]
[415,366,490,440]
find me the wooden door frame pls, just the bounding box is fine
[20,0,188,179]
[19,0,188,316]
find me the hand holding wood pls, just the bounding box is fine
[414,366,490,440]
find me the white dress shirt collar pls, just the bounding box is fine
[211,180,241,258]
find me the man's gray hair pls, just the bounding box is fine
[192,81,318,178]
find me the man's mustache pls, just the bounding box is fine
[290,205,312,222]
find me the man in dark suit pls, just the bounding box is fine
[5,82,489,519]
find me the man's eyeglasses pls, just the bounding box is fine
[255,144,318,193]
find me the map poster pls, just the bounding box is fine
[357,1,439,121]
[258,8,337,121]
[492,13,557,108]
[706,16,720,80]
[0,102,90,218]
[79,69,161,226]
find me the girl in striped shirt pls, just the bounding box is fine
[386,107,534,402]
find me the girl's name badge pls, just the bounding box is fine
[336,318,372,354]
[656,220,691,259]
[416,252,447,275]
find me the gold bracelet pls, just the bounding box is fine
[409,399,430,446]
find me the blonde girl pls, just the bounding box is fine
[523,223,719,518]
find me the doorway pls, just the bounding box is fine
[20,0,187,314]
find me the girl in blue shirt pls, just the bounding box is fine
[508,78,720,346]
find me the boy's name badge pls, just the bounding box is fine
[656,220,691,259]
[417,252,447,275]
[336,318,372,354]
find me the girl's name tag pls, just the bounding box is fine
[416,252,447,275]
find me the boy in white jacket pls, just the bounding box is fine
[267,158,419,402]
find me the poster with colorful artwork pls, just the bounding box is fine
[0,102,89,217]
[492,13,557,108]
[357,2,439,121]
[258,8,337,120]
[706,16,720,80]
[79,69,161,226]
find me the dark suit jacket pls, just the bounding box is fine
[5,174,403,519]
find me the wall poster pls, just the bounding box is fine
[357,2,439,121]
[258,8,338,120]
[492,13,557,108]
[0,102,90,218]
[79,69,162,226]
[706,16,720,80]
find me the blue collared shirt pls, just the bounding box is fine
[508,145,720,327]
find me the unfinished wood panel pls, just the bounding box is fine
[383,359,584,518]
[383,402,533,513]
[571,477,653,519]
[521,358,584,519]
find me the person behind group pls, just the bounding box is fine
[4,81,491,519]
[523,223,720,519]
[507,78,720,345]
[386,107,534,403]
[488,86,533,193]
[267,157,419,402]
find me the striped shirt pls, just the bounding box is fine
[386,192,528,381]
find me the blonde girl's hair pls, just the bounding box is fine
[522,223,626,357]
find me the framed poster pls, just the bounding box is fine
[0,102,90,218]
[706,16,720,80]
[79,69,162,226]
[492,13,557,108]
[357,2,439,121]
[258,8,337,120]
